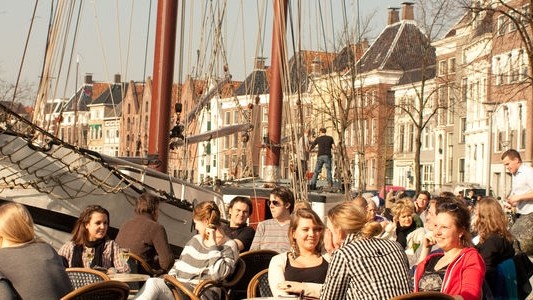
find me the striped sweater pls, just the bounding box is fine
[168,234,239,285]
[250,219,290,253]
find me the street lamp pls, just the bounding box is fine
[482,102,498,196]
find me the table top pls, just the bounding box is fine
[109,273,150,283]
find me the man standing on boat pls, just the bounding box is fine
[308,127,335,190]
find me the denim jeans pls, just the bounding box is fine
[310,154,333,186]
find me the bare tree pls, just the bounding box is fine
[459,0,533,160]
[391,0,465,192]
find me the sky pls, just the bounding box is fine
[0,0,402,100]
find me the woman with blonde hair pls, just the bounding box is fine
[135,201,239,300]
[320,202,411,299]
[472,197,514,297]
[269,208,329,298]
[0,202,72,299]
[58,204,129,273]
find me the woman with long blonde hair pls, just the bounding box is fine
[0,202,72,299]
[320,202,411,299]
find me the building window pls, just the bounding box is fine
[461,78,468,102]
[399,125,405,153]
[459,158,465,182]
[497,131,504,152]
[497,15,507,35]
[262,107,268,122]
[371,118,377,145]
[233,133,238,148]
[439,60,447,76]
[509,10,517,31]
[460,117,466,143]
[225,111,231,125]
[449,58,456,74]
[408,124,414,152]
[233,110,239,124]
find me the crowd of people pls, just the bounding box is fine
[0,148,531,299]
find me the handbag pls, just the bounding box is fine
[513,251,533,299]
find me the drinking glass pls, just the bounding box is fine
[119,248,130,272]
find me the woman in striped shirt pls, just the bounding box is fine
[320,202,412,300]
[134,201,239,300]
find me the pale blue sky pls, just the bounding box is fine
[1,0,402,96]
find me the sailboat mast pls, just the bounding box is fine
[148,0,178,173]
[264,0,288,185]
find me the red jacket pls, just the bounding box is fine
[414,247,485,300]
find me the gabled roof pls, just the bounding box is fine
[91,83,127,106]
[356,21,435,75]
[287,51,336,93]
[332,42,369,72]
[234,68,270,96]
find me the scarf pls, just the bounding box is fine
[71,238,107,268]
[396,221,416,249]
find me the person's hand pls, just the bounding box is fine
[324,228,337,254]
[423,231,437,249]
[507,195,521,207]
[278,280,305,294]
[204,225,217,247]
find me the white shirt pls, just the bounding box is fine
[511,163,533,214]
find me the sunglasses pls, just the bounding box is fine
[268,200,284,207]
[439,202,459,212]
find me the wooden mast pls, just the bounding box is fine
[148,0,178,173]
[264,0,288,185]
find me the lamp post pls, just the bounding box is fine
[486,107,493,196]
[482,102,498,197]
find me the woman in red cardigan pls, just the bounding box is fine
[414,201,485,300]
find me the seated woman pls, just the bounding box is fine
[269,208,329,298]
[58,204,130,273]
[381,199,425,267]
[134,201,239,300]
[0,202,73,299]
[472,197,514,297]
[414,201,485,300]
[320,202,412,299]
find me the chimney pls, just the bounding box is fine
[388,7,400,25]
[311,56,322,75]
[254,57,267,70]
[402,2,414,21]
[114,73,121,83]
[84,73,93,84]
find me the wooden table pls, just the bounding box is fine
[108,273,150,283]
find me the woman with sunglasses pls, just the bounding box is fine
[472,197,514,298]
[58,204,130,273]
[320,202,411,299]
[413,201,485,300]
[269,208,329,298]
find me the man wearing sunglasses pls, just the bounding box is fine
[250,186,295,253]
[501,149,533,254]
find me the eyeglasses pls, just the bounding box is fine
[268,200,283,207]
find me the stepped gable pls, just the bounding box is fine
[287,50,335,93]
[356,22,435,74]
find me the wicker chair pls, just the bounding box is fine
[128,252,166,276]
[390,291,455,299]
[60,280,130,300]
[65,268,110,290]
[229,249,278,300]
[246,268,272,298]
[164,258,246,300]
